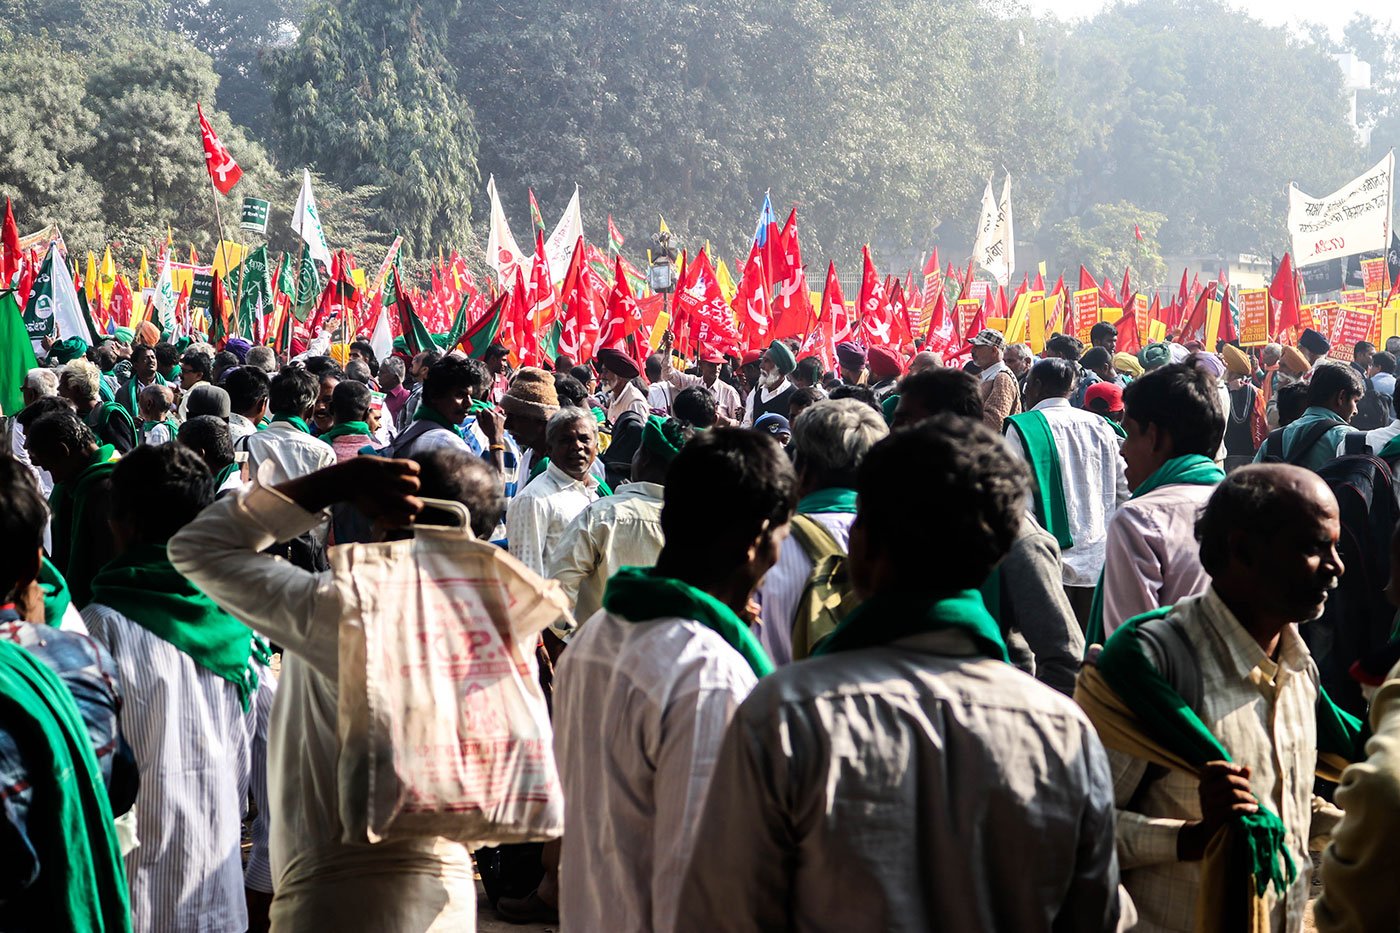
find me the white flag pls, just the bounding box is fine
[369,296,393,362]
[153,252,178,335]
[486,175,527,286]
[1288,151,1394,267]
[45,244,94,343]
[972,175,1014,286]
[544,186,583,287]
[292,168,333,268]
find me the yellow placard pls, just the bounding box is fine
[1102,306,1123,324]
[648,311,671,351]
[1239,289,1269,347]
[1028,295,1047,353]
[1383,298,1400,345]
[1147,320,1166,343]
[1204,299,1221,347]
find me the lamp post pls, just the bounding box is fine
[648,230,678,315]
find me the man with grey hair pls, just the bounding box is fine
[756,398,888,664]
[59,358,137,453]
[1004,343,1034,385]
[506,406,604,576]
[9,368,61,496]
[245,345,278,374]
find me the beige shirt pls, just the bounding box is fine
[168,487,476,932]
[608,381,651,424]
[1109,588,1320,933]
[546,481,665,624]
[1315,657,1400,933]
[676,629,1132,932]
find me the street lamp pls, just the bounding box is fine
[648,230,677,295]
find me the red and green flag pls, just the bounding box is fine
[461,292,506,358]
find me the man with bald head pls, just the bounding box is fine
[907,350,941,376]
[1091,464,1348,933]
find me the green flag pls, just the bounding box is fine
[444,293,471,349]
[462,293,506,358]
[293,249,320,322]
[389,268,435,355]
[228,246,272,338]
[0,290,40,415]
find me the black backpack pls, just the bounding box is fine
[1305,453,1400,718]
[1352,375,1395,432]
[1257,419,1337,467]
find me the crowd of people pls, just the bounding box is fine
[5,312,1400,932]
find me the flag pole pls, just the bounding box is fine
[207,174,234,341]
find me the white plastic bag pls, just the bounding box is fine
[335,503,571,846]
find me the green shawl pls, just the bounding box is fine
[89,543,271,710]
[1004,411,1074,550]
[412,405,461,435]
[1084,454,1225,648]
[603,566,774,677]
[318,421,371,445]
[39,557,72,627]
[796,487,858,514]
[1091,608,1365,905]
[48,444,120,609]
[526,457,613,496]
[119,373,165,418]
[1379,434,1400,460]
[813,589,1009,662]
[0,639,131,932]
[269,414,312,434]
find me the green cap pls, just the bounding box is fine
[766,340,797,375]
[642,415,687,463]
[49,337,89,363]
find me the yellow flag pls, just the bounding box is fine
[715,258,738,303]
[84,252,98,300]
[658,214,670,237]
[99,247,117,303]
[211,241,245,278]
[1038,260,1047,280]
[138,249,150,291]
[166,225,173,247]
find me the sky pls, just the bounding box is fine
[1029,0,1389,37]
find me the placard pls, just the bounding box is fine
[956,299,981,338]
[239,197,270,234]
[1362,256,1388,295]
[1239,289,1269,346]
[1329,306,1375,363]
[1072,287,1099,343]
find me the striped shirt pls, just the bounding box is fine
[84,604,275,933]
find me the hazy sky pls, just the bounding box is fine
[1029,0,1390,37]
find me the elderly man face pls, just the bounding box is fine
[1004,346,1032,377]
[548,415,598,481]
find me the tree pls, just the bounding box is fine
[1043,200,1167,287]
[270,0,479,257]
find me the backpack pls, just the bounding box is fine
[1257,419,1337,467]
[788,516,861,660]
[1305,453,1400,718]
[1352,375,1395,432]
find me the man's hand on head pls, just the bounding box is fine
[277,457,423,526]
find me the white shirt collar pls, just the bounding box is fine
[1033,397,1071,411]
[979,361,1008,382]
[759,379,792,402]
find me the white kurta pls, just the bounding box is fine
[553,608,758,933]
[1003,397,1130,587]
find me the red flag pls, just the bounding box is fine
[529,230,557,328]
[734,246,772,351]
[800,261,844,370]
[1117,299,1141,355]
[1,199,18,286]
[109,275,133,327]
[1120,267,1131,306]
[1177,282,1215,344]
[925,287,956,357]
[857,246,894,347]
[196,102,242,195]
[674,250,738,356]
[1270,253,1300,337]
[558,237,602,362]
[1217,285,1238,345]
[1134,224,1143,241]
[921,247,942,308]
[598,257,643,352]
[1078,265,1096,293]
[507,264,540,367]
[1050,273,1066,301]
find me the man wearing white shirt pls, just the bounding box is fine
[243,367,336,484]
[1004,358,1130,624]
[598,349,650,425]
[658,334,743,425]
[554,428,796,933]
[507,408,603,577]
[969,329,1021,432]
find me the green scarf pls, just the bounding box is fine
[213,461,240,488]
[40,557,72,627]
[1101,415,1128,438]
[1379,434,1400,461]
[89,543,271,710]
[0,639,131,932]
[603,566,774,678]
[527,457,613,496]
[139,417,179,441]
[1084,455,1225,648]
[269,414,312,434]
[318,421,371,445]
[121,373,165,417]
[48,445,120,609]
[1005,411,1074,550]
[1096,608,1365,898]
[796,487,858,515]
[412,404,461,435]
[813,589,1009,662]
